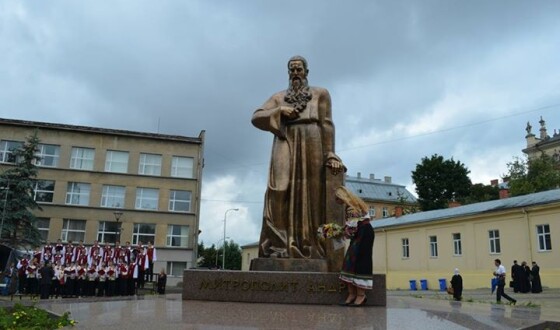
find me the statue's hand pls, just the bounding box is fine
[279,106,298,119]
[326,158,343,175]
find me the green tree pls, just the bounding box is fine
[411,154,472,211]
[197,240,242,270]
[505,154,560,196]
[197,242,218,268]
[464,183,500,204]
[0,132,42,248]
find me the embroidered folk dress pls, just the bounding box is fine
[339,208,375,289]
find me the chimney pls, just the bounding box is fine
[490,179,499,187]
[394,206,403,218]
[357,172,361,179]
[384,176,392,184]
[448,201,461,208]
[369,173,375,181]
[499,188,510,199]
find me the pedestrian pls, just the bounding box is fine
[38,262,54,300]
[157,268,167,294]
[2,263,16,296]
[531,261,542,293]
[519,261,531,293]
[336,186,375,307]
[450,268,463,301]
[511,260,521,293]
[494,259,516,305]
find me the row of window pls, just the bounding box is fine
[36,218,190,248]
[33,180,192,212]
[0,140,195,178]
[401,225,552,258]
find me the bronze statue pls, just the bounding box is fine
[252,56,344,259]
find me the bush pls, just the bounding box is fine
[0,303,76,329]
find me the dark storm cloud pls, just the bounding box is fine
[2,0,560,244]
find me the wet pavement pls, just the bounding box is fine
[1,289,559,329]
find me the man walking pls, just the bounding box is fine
[494,259,516,305]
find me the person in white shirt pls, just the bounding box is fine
[494,259,516,305]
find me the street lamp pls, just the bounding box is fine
[0,179,10,242]
[113,211,123,243]
[222,208,238,269]
[215,237,230,268]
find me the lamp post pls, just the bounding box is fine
[215,237,230,268]
[222,208,238,269]
[113,211,123,243]
[0,179,9,242]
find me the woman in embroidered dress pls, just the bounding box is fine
[336,186,375,306]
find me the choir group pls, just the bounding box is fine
[14,239,158,298]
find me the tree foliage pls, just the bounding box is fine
[411,154,472,211]
[197,240,242,270]
[505,154,560,197]
[464,183,500,204]
[0,131,43,248]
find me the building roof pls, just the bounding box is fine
[241,242,259,249]
[0,117,204,143]
[345,175,417,204]
[373,188,560,230]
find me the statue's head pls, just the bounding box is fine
[287,56,309,91]
[287,55,308,71]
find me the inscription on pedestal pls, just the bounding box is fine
[183,269,386,306]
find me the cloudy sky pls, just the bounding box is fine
[2,1,560,247]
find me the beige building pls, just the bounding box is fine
[523,116,560,160]
[373,189,560,290]
[240,242,258,271]
[0,118,204,285]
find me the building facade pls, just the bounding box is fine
[373,189,560,290]
[345,173,417,220]
[523,116,560,161]
[0,118,204,285]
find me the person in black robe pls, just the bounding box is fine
[531,261,542,293]
[157,269,167,294]
[38,262,54,300]
[519,261,531,293]
[450,268,463,301]
[511,260,521,293]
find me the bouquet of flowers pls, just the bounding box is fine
[317,223,344,240]
[317,223,346,250]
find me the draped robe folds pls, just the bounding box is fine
[252,86,339,259]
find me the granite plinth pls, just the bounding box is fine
[182,269,386,306]
[250,257,328,272]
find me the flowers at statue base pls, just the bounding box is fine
[317,223,344,240]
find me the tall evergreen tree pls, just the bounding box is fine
[411,154,472,211]
[0,131,42,248]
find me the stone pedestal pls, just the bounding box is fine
[182,269,386,306]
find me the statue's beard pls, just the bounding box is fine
[285,77,311,113]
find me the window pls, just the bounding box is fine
[35,144,60,167]
[368,207,376,218]
[66,182,91,206]
[167,261,187,277]
[135,188,159,210]
[453,233,462,256]
[139,153,162,176]
[429,236,438,257]
[101,185,125,208]
[105,150,129,173]
[70,147,95,170]
[168,190,191,212]
[97,221,121,244]
[61,219,86,242]
[402,238,409,258]
[489,230,501,254]
[537,224,552,251]
[36,218,50,242]
[33,180,55,203]
[382,207,389,218]
[0,140,23,163]
[167,225,189,247]
[132,223,156,245]
[171,156,194,178]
